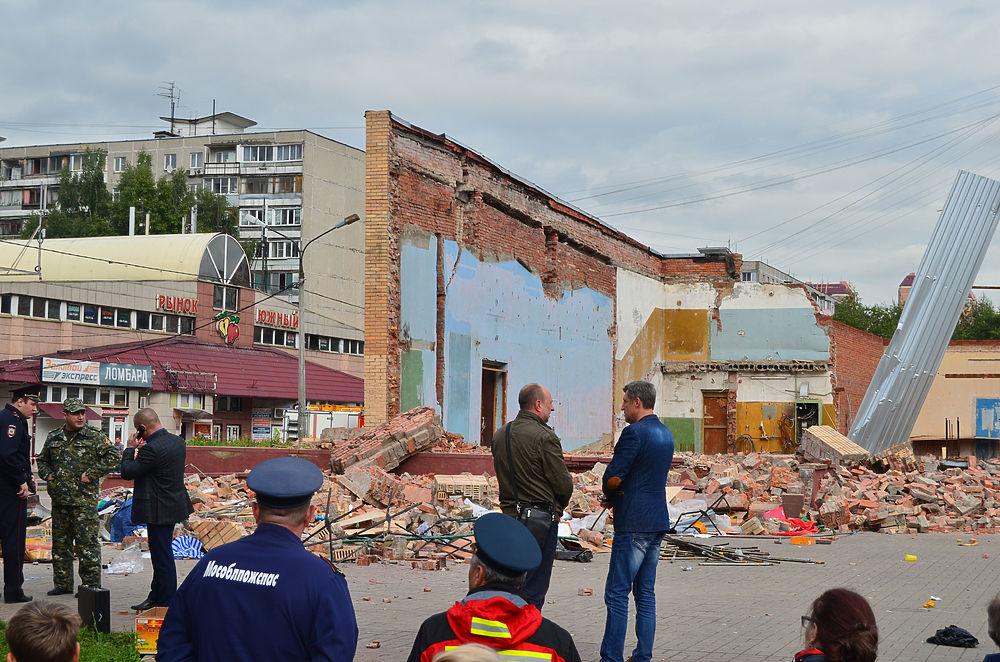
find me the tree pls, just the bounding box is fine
[953,298,1000,340]
[111,152,157,235]
[194,187,238,235]
[23,150,114,238]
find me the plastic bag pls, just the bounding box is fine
[569,510,609,534]
[106,543,144,575]
[464,499,492,518]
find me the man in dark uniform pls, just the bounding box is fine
[0,385,37,604]
[156,457,358,661]
[120,408,194,611]
[408,513,582,662]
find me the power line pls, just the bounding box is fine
[301,288,365,310]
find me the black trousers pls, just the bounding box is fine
[0,492,26,600]
[146,524,177,606]
[522,521,559,611]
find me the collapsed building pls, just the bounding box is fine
[361,111,881,452]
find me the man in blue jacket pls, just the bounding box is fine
[599,380,674,662]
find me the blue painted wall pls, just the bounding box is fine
[399,237,614,450]
[710,309,830,361]
[975,398,1000,438]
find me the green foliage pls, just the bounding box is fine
[0,621,141,661]
[834,292,1000,340]
[187,435,291,448]
[195,187,238,235]
[832,294,902,338]
[23,150,114,238]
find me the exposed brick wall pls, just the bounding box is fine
[364,111,743,429]
[822,318,886,434]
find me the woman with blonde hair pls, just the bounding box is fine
[433,643,501,661]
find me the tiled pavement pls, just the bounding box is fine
[3,532,997,661]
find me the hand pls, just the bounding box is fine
[16,483,28,499]
[26,479,36,494]
[80,472,91,484]
[127,432,142,448]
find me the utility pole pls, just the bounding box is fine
[296,214,360,444]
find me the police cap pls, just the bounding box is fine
[62,398,86,413]
[473,512,541,576]
[247,457,324,509]
[11,385,41,403]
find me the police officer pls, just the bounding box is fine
[36,398,121,596]
[408,513,582,662]
[157,457,359,661]
[0,385,39,603]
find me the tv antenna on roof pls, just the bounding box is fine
[157,82,181,134]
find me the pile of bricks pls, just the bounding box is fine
[329,406,445,472]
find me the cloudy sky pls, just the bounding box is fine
[3,1,1000,303]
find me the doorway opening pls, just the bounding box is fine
[480,361,508,446]
[702,391,729,454]
[795,400,821,443]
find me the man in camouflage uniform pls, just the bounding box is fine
[36,398,121,595]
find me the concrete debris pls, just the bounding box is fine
[799,426,869,467]
[329,406,444,473]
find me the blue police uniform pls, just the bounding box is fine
[0,385,38,603]
[156,458,358,661]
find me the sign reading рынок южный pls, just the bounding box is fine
[41,357,152,389]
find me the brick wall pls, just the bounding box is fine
[823,318,886,434]
[364,111,742,428]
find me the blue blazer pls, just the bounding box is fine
[603,414,674,533]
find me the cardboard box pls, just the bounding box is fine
[135,607,168,655]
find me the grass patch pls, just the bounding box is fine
[187,435,291,448]
[0,621,141,661]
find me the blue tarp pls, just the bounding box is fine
[109,499,141,542]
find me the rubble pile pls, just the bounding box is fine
[329,406,445,472]
[669,448,1000,535]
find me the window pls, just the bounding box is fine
[190,152,203,169]
[254,326,297,348]
[83,305,98,324]
[187,183,202,194]
[111,189,121,202]
[274,175,301,193]
[226,425,241,441]
[116,309,131,327]
[100,308,115,326]
[275,144,302,161]
[66,303,80,321]
[207,177,238,194]
[16,296,29,316]
[741,272,755,282]
[269,241,299,259]
[113,156,127,173]
[305,334,364,355]
[177,393,205,409]
[45,386,63,403]
[82,387,97,405]
[1,294,11,314]
[164,154,177,171]
[180,316,194,334]
[275,208,300,226]
[137,311,194,335]
[45,300,60,320]
[216,396,242,412]
[243,177,270,195]
[243,146,273,162]
[213,285,239,311]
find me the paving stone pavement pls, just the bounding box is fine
[0,532,996,661]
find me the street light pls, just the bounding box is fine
[297,213,360,441]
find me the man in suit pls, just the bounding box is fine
[599,380,674,662]
[119,408,193,611]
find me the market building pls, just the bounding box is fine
[0,233,362,445]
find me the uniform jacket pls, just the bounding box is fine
[407,585,582,662]
[37,425,120,506]
[156,523,358,662]
[603,414,674,533]
[794,649,825,662]
[0,404,32,495]
[491,411,574,514]
[120,428,193,526]
[982,654,1000,662]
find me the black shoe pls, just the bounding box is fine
[4,594,32,604]
[131,599,154,611]
[46,588,73,596]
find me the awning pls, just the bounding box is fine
[36,403,102,421]
[174,408,212,421]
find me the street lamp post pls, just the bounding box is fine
[249,212,361,442]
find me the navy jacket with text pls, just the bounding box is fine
[602,414,674,533]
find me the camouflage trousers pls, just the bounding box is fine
[51,503,101,590]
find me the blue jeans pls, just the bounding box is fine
[600,531,664,662]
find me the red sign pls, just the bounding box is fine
[157,294,199,314]
[256,309,298,330]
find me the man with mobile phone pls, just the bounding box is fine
[119,408,193,611]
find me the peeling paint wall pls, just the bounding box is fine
[617,269,834,452]
[401,234,614,450]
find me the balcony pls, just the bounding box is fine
[241,162,303,176]
[203,162,241,176]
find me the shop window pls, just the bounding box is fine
[113,390,126,407]
[65,387,81,400]
[226,424,241,441]
[100,308,115,326]
[66,303,81,321]
[116,309,131,327]
[1,294,10,314]
[45,386,63,403]
[83,305,98,324]
[213,285,239,311]
[180,316,194,335]
[82,388,97,405]
[177,393,205,409]
[216,396,242,412]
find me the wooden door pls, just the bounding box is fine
[702,392,728,454]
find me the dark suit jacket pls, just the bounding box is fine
[603,414,674,533]
[120,428,194,525]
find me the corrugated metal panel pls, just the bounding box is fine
[850,171,1000,453]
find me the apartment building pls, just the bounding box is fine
[0,113,365,377]
[740,260,838,315]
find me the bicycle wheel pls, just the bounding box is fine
[731,434,756,454]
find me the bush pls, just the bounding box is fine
[186,435,291,448]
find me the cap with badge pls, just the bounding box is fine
[11,384,41,403]
[246,457,324,509]
[473,512,541,576]
[62,398,86,413]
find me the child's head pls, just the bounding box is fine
[6,602,81,662]
[989,593,1000,648]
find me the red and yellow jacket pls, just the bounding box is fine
[407,586,581,662]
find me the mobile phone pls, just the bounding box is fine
[136,425,146,440]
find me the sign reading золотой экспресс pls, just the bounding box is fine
[41,357,153,389]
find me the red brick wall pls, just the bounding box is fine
[822,318,886,434]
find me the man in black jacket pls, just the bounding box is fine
[120,408,193,611]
